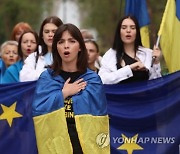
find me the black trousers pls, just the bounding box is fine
[68,123,83,154]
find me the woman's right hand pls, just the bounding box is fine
[130,61,146,71]
[62,78,87,99]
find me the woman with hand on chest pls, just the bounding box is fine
[99,15,162,84]
[32,24,110,154]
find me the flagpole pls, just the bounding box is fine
[151,35,161,67]
[156,35,161,47]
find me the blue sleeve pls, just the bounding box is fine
[2,67,19,83]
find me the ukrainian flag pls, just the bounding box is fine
[125,0,150,48]
[32,69,110,154]
[158,0,180,73]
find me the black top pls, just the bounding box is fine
[60,70,84,124]
[60,70,83,83]
[118,53,149,84]
[60,70,85,154]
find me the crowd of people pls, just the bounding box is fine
[0,15,162,85]
[0,15,162,153]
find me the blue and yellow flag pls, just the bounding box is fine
[125,0,150,48]
[32,69,110,154]
[158,0,180,73]
[0,81,38,154]
[105,71,180,154]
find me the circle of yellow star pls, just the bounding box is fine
[0,102,23,127]
[117,134,143,154]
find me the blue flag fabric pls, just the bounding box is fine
[125,0,150,27]
[0,81,38,154]
[176,0,180,20]
[0,58,6,83]
[0,71,180,154]
[105,71,180,154]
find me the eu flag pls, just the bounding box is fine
[105,71,180,154]
[0,81,38,154]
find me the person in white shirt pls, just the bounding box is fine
[99,15,162,84]
[20,16,63,81]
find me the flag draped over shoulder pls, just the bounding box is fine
[105,71,180,154]
[0,81,38,154]
[158,0,180,73]
[125,0,150,48]
[32,69,110,154]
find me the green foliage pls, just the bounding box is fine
[77,0,168,56]
[147,0,167,46]
[0,0,53,44]
[78,0,125,54]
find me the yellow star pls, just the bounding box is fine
[0,102,23,127]
[117,134,143,154]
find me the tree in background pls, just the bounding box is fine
[147,0,167,46]
[78,0,167,53]
[0,0,53,44]
[78,0,125,55]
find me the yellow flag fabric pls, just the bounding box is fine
[33,108,110,154]
[75,115,110,154]
[158,0,180,72]
[33,108,73,154]
[140,26,150,48]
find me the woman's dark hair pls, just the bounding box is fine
[112,15,142,69]
[35,16,63,68]
[84,39,99,53]
[18,30,39,60]
[38,16,63,56]
[51,23,88,75]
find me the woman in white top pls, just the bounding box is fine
[20,16,63,81]
[98,15,162,84]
